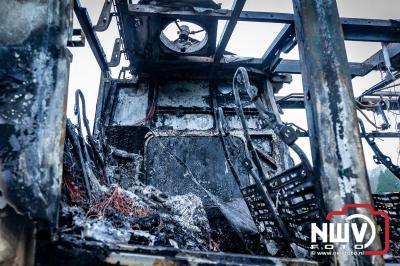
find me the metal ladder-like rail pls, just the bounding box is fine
[215,67,323,255]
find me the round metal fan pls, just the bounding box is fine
[160,20,208,54]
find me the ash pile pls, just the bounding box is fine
[60,91,211,251]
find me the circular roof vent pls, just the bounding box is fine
[160,20,208,54]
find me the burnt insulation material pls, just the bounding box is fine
[61,123,211,251]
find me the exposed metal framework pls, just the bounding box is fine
[69,0,400,145]
[2,0,399,265]
[127,4,400,43]
[74,1,400,87]
[260,24,295,70]
[292,1,385,264]
[214,0,246,62]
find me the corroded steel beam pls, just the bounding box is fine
[362,43,400,74]
[292,0,384,264]
[214,0,246,62]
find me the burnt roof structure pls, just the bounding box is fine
[78,0,400,75]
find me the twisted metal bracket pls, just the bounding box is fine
[65,119,92,201]
[216,107,295,256]
[359,119,400,178]
[233,67,312,173]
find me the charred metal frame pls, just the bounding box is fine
[127,5,400,42]
[277,95,400,111]
[66,0,393,80]
[73,0,400,111]
[124,3,400,66]
[359,120,400,178]
[291,0,386,264]
[76,1,399,259]
[74,0,400,80]
[214,0,246,62]
[0,0,399,264]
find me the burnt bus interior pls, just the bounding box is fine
[1,0,400,265]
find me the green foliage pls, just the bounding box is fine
[375,169,400,194]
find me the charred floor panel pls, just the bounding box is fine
[1,0,400,265]
[35,236,319,266]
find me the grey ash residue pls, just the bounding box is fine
[61,122,211,251]
[60,188,211,250]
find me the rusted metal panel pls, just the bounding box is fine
[292,0,384,264]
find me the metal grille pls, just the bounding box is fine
[373,192,400,255]
[241,164,321,249]
[268,164,321,249]
[241,185,282,240]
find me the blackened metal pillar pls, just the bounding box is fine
[291,0,384,265]
[0,0,71,264]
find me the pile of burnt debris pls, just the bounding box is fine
[62,119,212,251]
[60,92,212,252]
[58,90,311,259]
[58,90,400,261]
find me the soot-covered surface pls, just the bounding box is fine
[60,121,212,252]
[146,136,249,205]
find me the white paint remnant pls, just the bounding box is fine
[156,114,213,130]
[0,1,47,45]
[112,85,149,125]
